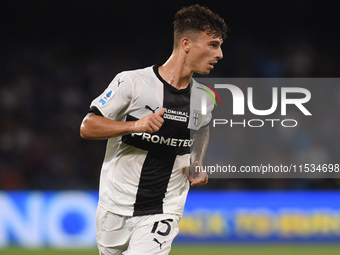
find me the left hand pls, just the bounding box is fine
[183,161,208,186]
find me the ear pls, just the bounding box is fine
[181,37,191,53]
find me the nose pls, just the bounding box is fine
[216,47,223,59]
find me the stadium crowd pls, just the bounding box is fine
[1,1,340,190]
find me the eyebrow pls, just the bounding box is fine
[208,40,223,45]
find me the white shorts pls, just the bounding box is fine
[96,205,180,255]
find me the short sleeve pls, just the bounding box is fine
[90,72,134,121]
[188,80,215,130]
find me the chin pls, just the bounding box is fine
[196,70,211,75]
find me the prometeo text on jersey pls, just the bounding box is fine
[131,132,193,147]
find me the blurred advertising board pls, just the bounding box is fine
[178,191,340,243]
[1,191,340,247]
[0,191,98,248]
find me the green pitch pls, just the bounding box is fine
[2,245,340,255]
[171,245,340,255]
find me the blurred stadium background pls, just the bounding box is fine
[1,0,340,254]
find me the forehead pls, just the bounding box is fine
[195,31,223,44]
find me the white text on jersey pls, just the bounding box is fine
[131,133,193,147]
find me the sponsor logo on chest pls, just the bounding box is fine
[163,108,189,123]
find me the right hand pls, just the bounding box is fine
[133,108,165,133]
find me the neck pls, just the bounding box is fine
[158,52,193,90]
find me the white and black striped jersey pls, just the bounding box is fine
[89,64,214,217]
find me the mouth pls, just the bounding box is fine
[209,61,217,69]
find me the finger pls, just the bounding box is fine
[152,117,164,130]
[191,178,208,186]
[187,175,206,186]
[148,122,161,133]
[191,179,201,186]
[155,108,165,117]
[153,115,164,126]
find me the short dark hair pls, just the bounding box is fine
[173,4,228,47]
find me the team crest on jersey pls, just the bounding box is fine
[99,90,115,105]
[193,110,202,127]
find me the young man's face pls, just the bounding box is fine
[188,31,223,75]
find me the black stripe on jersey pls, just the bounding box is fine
[133,65,191,216]
[133,151,176,216]
[88,106,103,116]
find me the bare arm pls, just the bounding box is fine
[191,124,209,166]
[80,108,165,140]
[186,124,210,186]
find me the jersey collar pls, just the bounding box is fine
[153,64,192,93]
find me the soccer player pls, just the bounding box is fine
[80,4,227,255]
